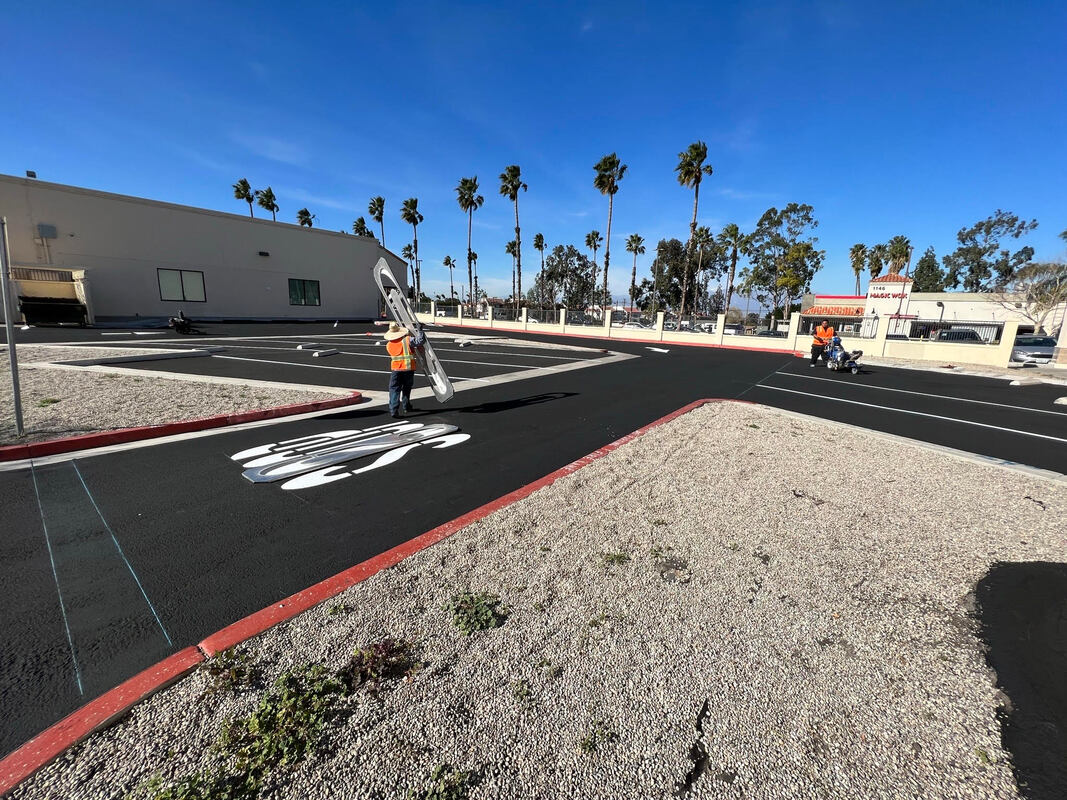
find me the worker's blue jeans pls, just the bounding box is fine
[388,370,415,415]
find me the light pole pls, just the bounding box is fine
[1,217,25,436]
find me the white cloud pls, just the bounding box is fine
[283,188,362,213]
[230,133,309,166]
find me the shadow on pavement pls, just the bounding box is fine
[455,392,578,414]
[975,561,1067,799]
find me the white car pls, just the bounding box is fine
[621,321,650,329]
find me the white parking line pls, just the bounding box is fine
[215,355,491,382]
[777,371,1067,416]
[755,384,1067,444]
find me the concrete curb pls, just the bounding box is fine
[58,350,216,366]
[0,392,363,462]
[0,397,728,795]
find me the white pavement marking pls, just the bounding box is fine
[214,354,491,382]
[756,384,1067,444]
[776,371,1067,416]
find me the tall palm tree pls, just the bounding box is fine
[456,177,485,315]
[675,141,713,243]
[594,153,627,309]
[718,223,749,314]
[505,240,518,304]
[233,178,255,218]
[443,255,456,305]
[499,165,527,312]
[533,233,546,309]
[887,235,911,275]
[368,197,386,246]
[869,243,888,279]
[626,234,645,320]
[682,225,713,320]
[296,208,316,228]
[352,217,374,237]
[401,243,416,292]
[255,186,278,221]
[849,243,868,295]
[585,231,603,313]
[400,198,424,300]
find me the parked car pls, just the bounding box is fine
[886,333,908,340]
[935,329,983,343]
[621,321,650,330]
[722,324,744,336]
[755,330,786,338]
[1011,335,1058,364]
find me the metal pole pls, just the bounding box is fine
[1,217,25,436]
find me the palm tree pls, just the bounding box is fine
[499,165,527,312]
[443,255,457,305]
[471,251,480,312]
[594,153,627,309]
[255,186,278,221]
[368,197,386,246]
[675,140,713,278]
[505,240,518,304]
[585,231,603,313]
[400,198,424,300]
[401,243,416,292]
[887,235,911,275]
[352,217,374,237]
[869,243,888,279]
[683,226,713,320]
[533,233,546,309]
[718,223,750,314]
[456,177,485,315]
[296,208,316,228]
[626,234,645,320]
[233,178,255,218]
[849,243,868,295]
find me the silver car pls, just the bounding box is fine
[1011,335,1058,365]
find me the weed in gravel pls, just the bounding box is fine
[578,720,616,754]
[588,612,610,628]
[537,659,563,680]
[406,763,475,800]
[200,648,260,697]
[339,637,421,692]
[747,423,760,429]
[726,541,740,551]
[511,678,533,705]
[36,397,61,407]
[650,544,672,559]
[539,545,552,552]
[446,591,508,635]
[652,519,668,527]
[975,747,993,766]
[326,602,352,617]
[601,551,630,566]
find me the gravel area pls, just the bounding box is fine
[0,346,346,445]
[12,402,1066,799]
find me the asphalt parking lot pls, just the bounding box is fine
[1,322,1065,759]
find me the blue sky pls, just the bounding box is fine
[2,1,1065,304]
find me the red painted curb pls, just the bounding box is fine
[0,397,741,793]
[0,392,363,462]
[0,647,203,796]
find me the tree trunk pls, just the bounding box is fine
[854,271,860,296]
[514,201,521,314]
[248,202,254,218]
[540,251,546,311]
[379,220,385,247]
[603,194,614,312]
[413,228,420,301]
[467,211,474,316]
[726,248,738,313]
[630,255,637,321]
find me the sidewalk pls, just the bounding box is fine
[12,401,1063,799]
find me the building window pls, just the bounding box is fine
[289,278,321,306]
[158,269,206,302]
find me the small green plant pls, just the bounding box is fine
[975,747,992,766]
[36,397,61,407]
[726,541,740,551]
[340,638,420,692]
[326,602,352,616]
[588,613,610,628]
[511,679,533,704]
[650,544,671,559]
[537,659,563,680]
[406,763,474,800]
[601,551,630,566]
[446,591,507,635]
[201,648,259,696]
[539,545,552,553]
[578,720,616,754]
[747,423,760,429]
[652,519,668,527]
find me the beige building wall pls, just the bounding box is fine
[0,174,406,321]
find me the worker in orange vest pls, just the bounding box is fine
[811,319,835,366]
[384,322,425,418]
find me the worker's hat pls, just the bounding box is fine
[383,322,408,341]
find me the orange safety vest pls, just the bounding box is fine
[386,336,416,371]
[813,324,834,346]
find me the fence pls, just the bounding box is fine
[527,307,559,325]
[894,318,1004,344]
[798,315,880,339]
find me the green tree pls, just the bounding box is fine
[868,243,888,279]
[233,178,255,218]
[533,233,547,308]
[942,210,1039,292]
[651,238,688,314]
[740,204,823,326]
[594,153,627,308]
[887,235,912,275]
[255,186,278,221]
[443,255,457,304]
[910,247,945,292]
[400,198,424,299]
[456,177,485,315]
[994,262,1067,333]
[681,225,716,318]
[296,208,315,228]
[499,165,528,312]
[626,234,645,320]
[544,245,592,309]
[675,141,714,315]
[351,216,374,237]
[718,223,749,316]
[585,230,603,310]
[368,196,386,246]
[848,243,868,295]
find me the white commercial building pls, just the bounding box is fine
[0,174,406,324]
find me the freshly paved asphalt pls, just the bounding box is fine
[1,322,1065,758]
